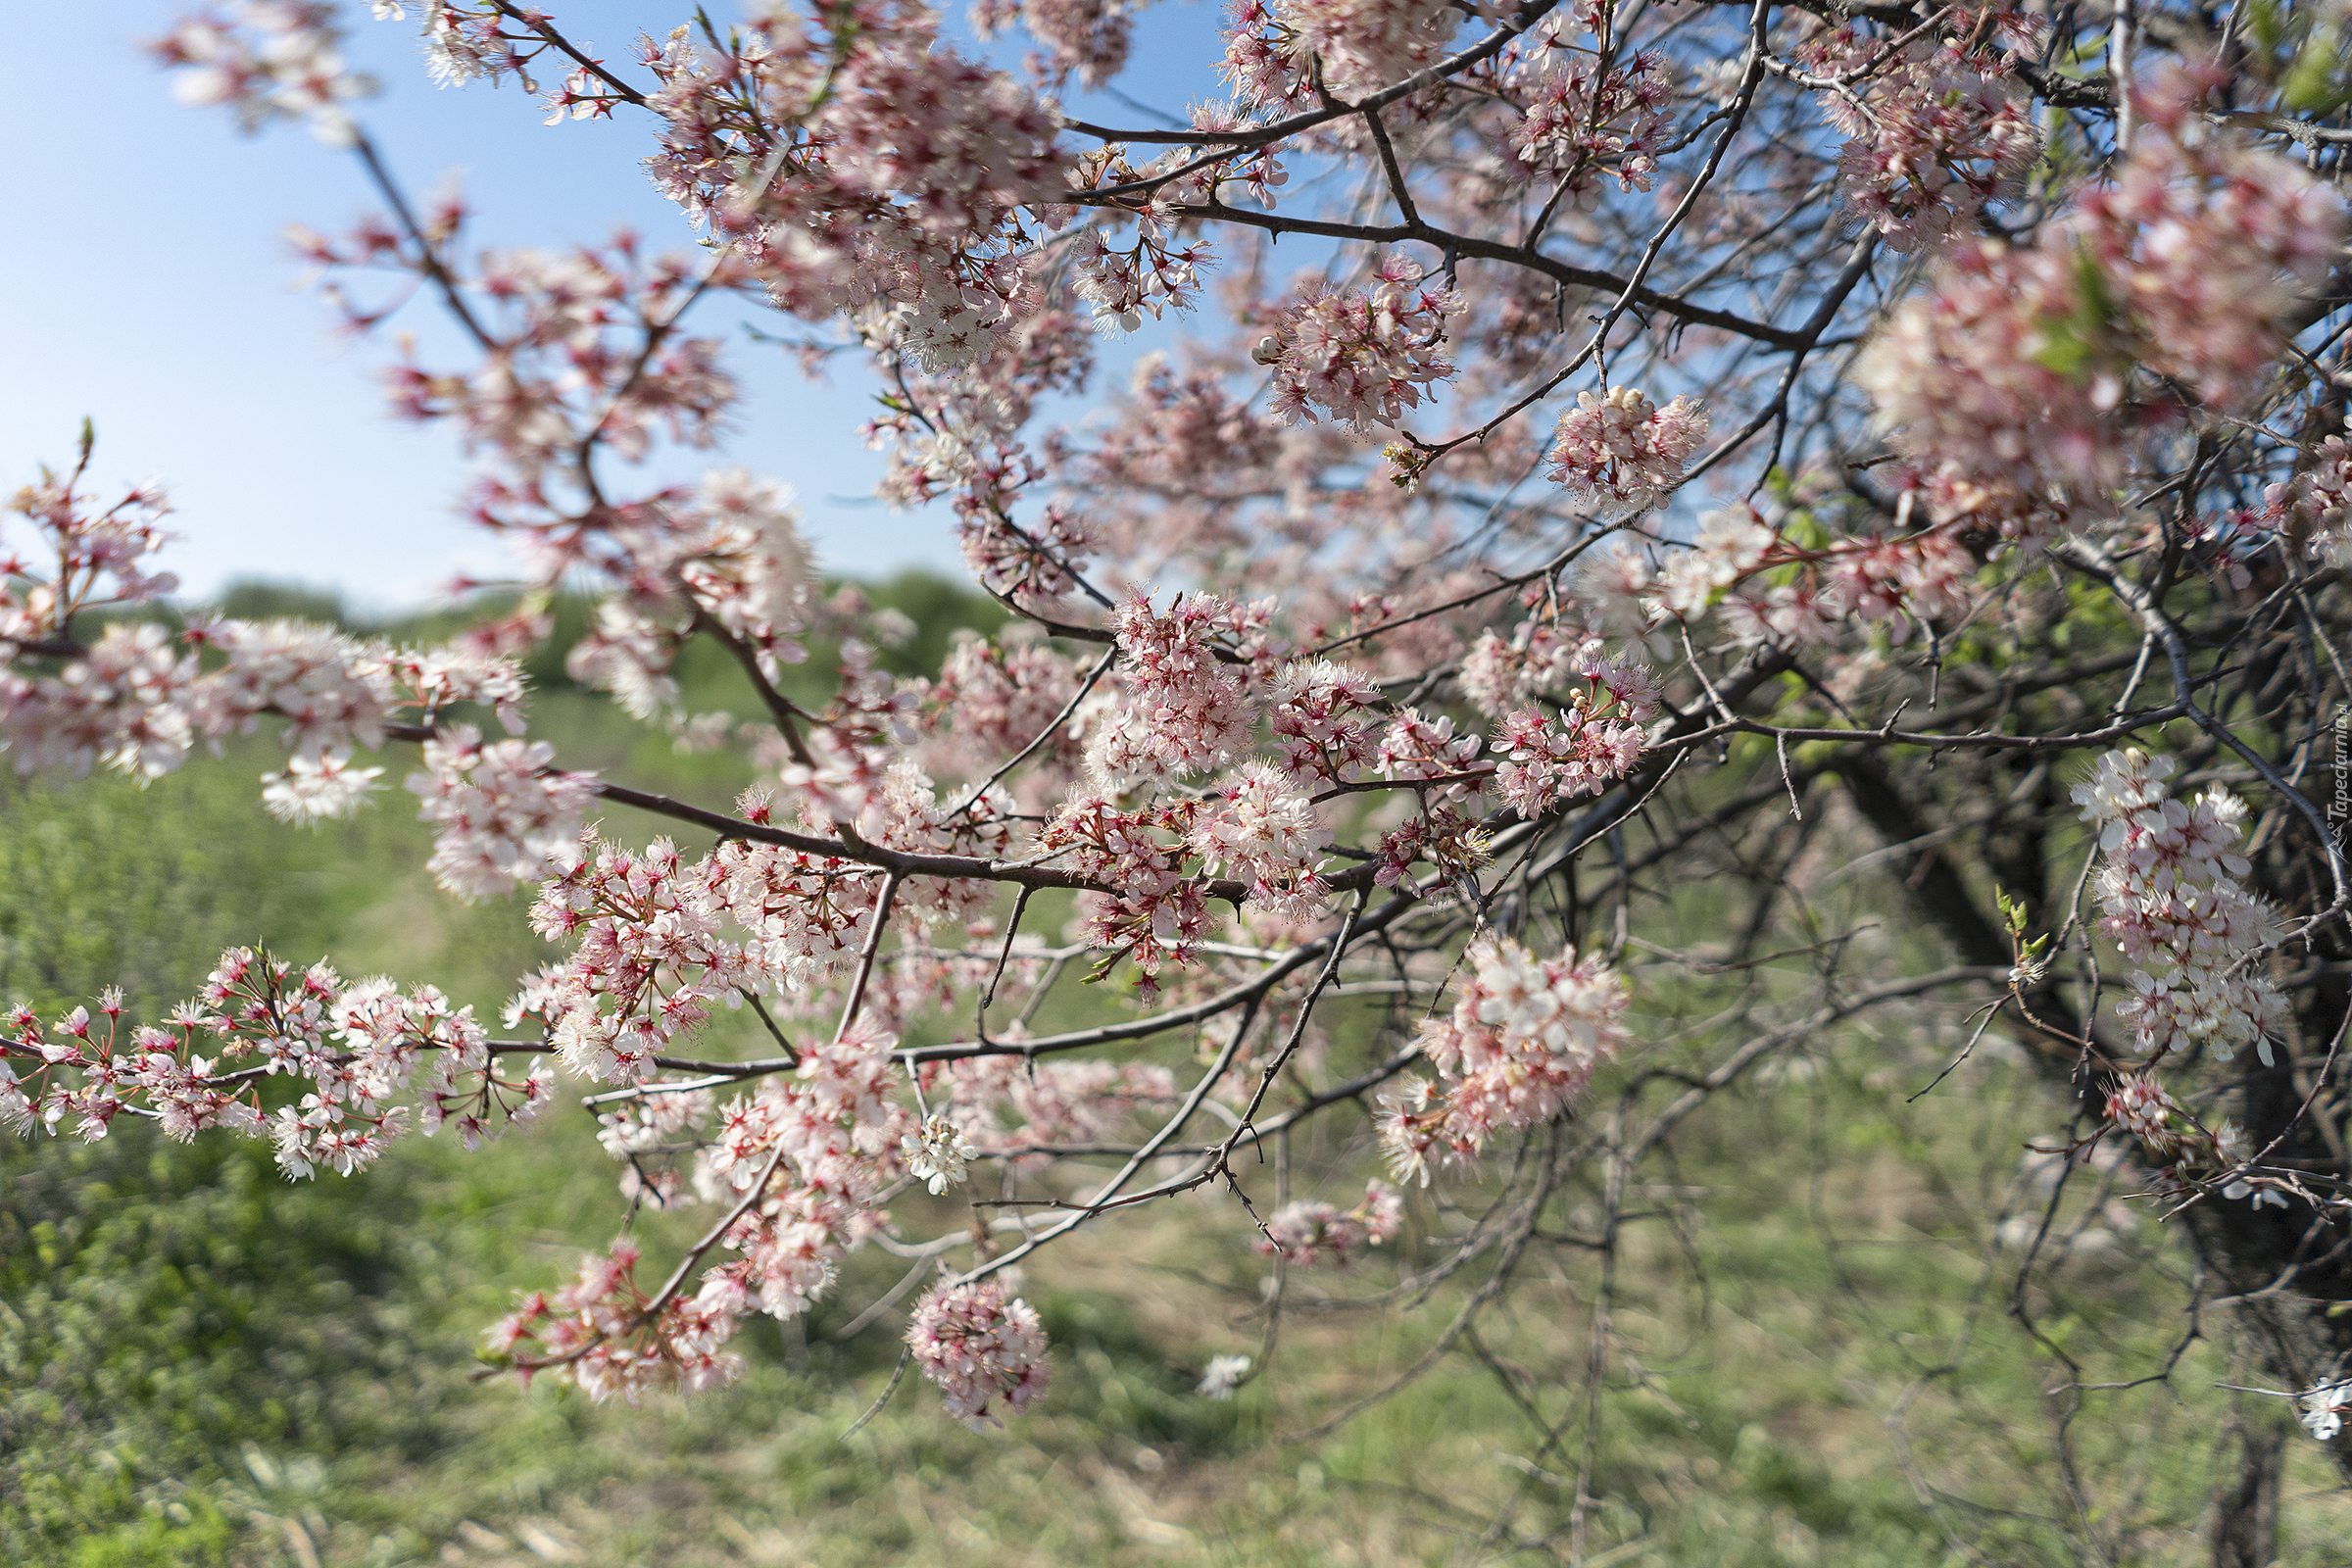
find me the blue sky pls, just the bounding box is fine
[2,3,1223,612]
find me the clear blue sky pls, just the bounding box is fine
[1,3,1221,612]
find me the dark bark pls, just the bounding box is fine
[2213,1424,2282,1568]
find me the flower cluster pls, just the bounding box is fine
[1797,29,2042,252]
[486,1018,909,1405]
[0,466,177,648]
[1375,710,1487,795]
[527,834,751,1085]
[1651,505,1777,619]
[698,1031,908,1307]
[1491,695,1647,820]
[956,502,1100,609]
[368,2,529,91]
[1378,937,1630,1183]
[2103,1070,2183,1152]
[1188,761,1332,921]
[2,947,545,1180]
[1460,618,1592,718]
[2269,427,2352,564]
[1855,107,2339,508]
[1508,38,1674,206]
[1086,590,1269,787]
[409,725,597,900]
[710,807,887,992]
[2072,750,2285,1063]
[1545,387,1710,514]
[1257,1179,1404,1265]
[1042,794,1209,989]
[1265,658,1387,787]
[633,3,1065,377]
[484,1238,743,1404]
[1068,223,1215,335]
[2303,1377,2352,1442]
[903,1112,979,1194]
[973,0,1136,88]
[1197,1352,1253,1398]
[906,1280,1053,1430]
[1260,256,1464,438]
[154,2,376,146]
[1222,0,1463,106]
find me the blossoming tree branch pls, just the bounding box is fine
[12,0,2352,1498]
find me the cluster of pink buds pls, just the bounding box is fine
[485,1238,743,1404]
[1545,387,1709,514]
[1378,937,1630,1183]
[1507,34,1674,206]
[906,1280,1053,1430]
[155,2,375,146]
[1855,102,2340,509]
[2072,749,2285,1063]
[1491,696,1646,820]
[1259,256,1465,439]
[1257,1179,1404,1265]
[1087,590,1271,787]
[1188,761,1333,921]
[1220,0,1463,106]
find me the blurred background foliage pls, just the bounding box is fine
[6,577,2352,1567]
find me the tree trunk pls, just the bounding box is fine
[2213,1424,2283,1568]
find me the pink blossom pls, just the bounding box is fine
[2103,1071,2181,1152]
[1266,657,1387,786]
[1379,936,1629,1184]
[408,724,596,899]
[1797,29,2042,252]
[156,2,377,147]
[1508,40,1674,207]
[1545,387,1709,514]
[1856,117,2340,509]
[1189,761,1331,920]
[2072,749,2284,1063]
[1258,1179,1403,1265]
[1491,701,1645,820]
[906,1280,1052,1430]
[1086,589,1267,786]
[1261,255,1464,438]
[1222,0,1462,106]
